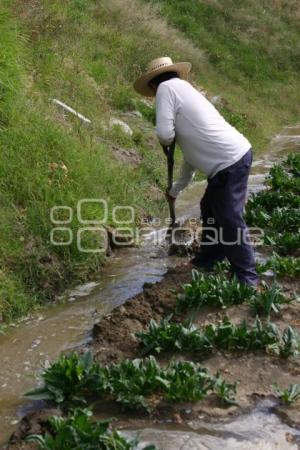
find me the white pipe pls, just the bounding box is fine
[52,99,91,124]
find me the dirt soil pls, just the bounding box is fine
[91,263,300,418]
[7,263,300,449]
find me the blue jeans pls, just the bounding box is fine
[198,149,258,286]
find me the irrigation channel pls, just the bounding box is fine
[1,125,300,449]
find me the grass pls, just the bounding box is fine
[143,0,300,148]
[1,0,300,320]
[0,1,172,320]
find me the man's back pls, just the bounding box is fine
[156,78,251,178]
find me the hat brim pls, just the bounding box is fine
[133,62,192,97]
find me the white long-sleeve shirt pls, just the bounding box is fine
[155,78,251,197]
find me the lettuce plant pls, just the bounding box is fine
[286,153,300,177]
[250,282,293,317]
[26,353,237,410]
[176,270,256,312]
[137,316,299,358]
[27,408,157,450]
[26,352,106,409]
[265,232,300,256]
[267,165,300,193]
[258,254,300,278]
[273,384,300,406]
[245,153,300,256]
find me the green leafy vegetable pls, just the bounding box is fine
[176,270,256,312]
[258,254,300,278]
[250,282,293,317]
[273,384,300,406]
[137,316,299,359]
[27,408,157,450]
[26,353,237,410]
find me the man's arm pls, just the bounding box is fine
[169,159,195,198]
[155,84,176,146]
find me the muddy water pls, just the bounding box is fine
[0,126,300,448]
[129,400,300,449]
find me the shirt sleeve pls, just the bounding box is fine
[155,84,176,146]
[169,159,195,198]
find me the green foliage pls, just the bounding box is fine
[246,191,300,215]
[104,357,163,410]
[27,408,156,450]
[276,327,300,359]
[264,233,300,256]
[137,316,299,359]
[25,352,104,408]
[176,270,256,312]
[0,269,32,321]
[135,101,156,125]
[213,375,237,405]
[144,0,300,151]
[273,384,300,406]
[138,315,212,355]
[1,0,300,321]
[245,153,300,256]
[0,4,171,320]
[258,254,300,278]
[267,165,300,193]
[250,282,293,317]
[26,352,237,410]
[247,207,300,233]
[286,153,300,177]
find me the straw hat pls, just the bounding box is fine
[134,57,192,97]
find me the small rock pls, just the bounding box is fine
[31,339,41,349]
[210,95,223,105]
[286,432,295,443]
[10,419,19,426]
[173,413,183,423]
[119,306,127,315]
[109,118,133,135]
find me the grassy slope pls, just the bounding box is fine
[0,0,299,320]
[145,0,300,146]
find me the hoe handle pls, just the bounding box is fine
[163,142,176,226]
